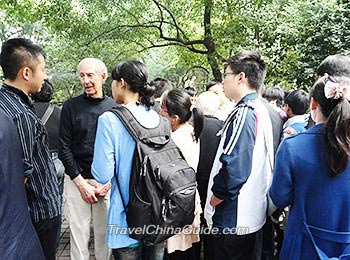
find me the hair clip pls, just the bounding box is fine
[324,81,350,100]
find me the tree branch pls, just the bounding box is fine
[85,1,209,54]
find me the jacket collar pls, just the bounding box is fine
[236,92,259,106]
[1,83,34,108]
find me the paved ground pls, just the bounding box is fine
[56,221,206,260]
[55,183,205,260]
[56,188,97,260]
[56,217,96,260]
[56,217,71,260]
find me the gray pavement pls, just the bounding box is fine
[56,217,96,260]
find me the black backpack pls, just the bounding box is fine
[110,105,197,244]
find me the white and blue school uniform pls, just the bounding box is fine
[205,93,274,234]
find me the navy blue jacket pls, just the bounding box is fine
[0,108,45,259]
[270,124,350,259]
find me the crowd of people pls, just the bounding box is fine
[1,37,350,260]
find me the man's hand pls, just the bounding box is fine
[86,179,111,197]
[86,179,99,188]
[94,182,111,197]
[210,195,223,208]
[73,175,98,204]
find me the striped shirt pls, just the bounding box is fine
[0,83,60,222]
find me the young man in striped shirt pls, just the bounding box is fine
[0,38,60,260]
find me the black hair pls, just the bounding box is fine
[206,79,221,91]
[150,77,173,98]
[284,89,309,115]
[183,86,197,97]
[31,79,53,102]
[224,50,266,90]
[284,89,292,100]
[262,86,285,108]
[311,75,350,177]
[111,60,155,107]
[317,54,350,77]
[0,38,45,81]
[163,89,203,142]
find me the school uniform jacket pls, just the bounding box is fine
[205,93,274,234]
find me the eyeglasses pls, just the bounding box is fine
[222,72,236,78]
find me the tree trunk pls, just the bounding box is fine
[204,0,222,82]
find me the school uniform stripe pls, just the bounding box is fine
[224,106,249,155]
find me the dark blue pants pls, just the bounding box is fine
[208,231,257,260]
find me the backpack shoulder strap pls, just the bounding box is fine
[41,103,54,125]
[110,105,171,145]
[110,105,140,140]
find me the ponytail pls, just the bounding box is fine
[164,89,204,142]
[325,99,350,176]
[139,83,155,108]
[111,60,155,108]
[311,75,350,177]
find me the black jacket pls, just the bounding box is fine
[59,94,116,180]
[197,115,224,212]
[33,102,61,152]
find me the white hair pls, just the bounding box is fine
[196,91,221,116]
[77,58,108,76]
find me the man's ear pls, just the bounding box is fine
[101,72,107,83]
[238,72,247,83]
[21,67,31,81]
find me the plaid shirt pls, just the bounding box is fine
[0,83,60,222]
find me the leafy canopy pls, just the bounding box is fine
[0,0,349,102]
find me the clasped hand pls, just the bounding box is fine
[86,179,111,197]
[73,175,111,204]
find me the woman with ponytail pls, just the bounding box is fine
[269,75,350,259]
[160,89,204,168]
[160,89,203,260]
[91,61,164,260]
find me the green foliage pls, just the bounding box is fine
[258,0,350,90]
[0,0,349,103]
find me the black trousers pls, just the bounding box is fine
[207,231,257,260]
[166,245,198,260]
[33,216,60,260]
